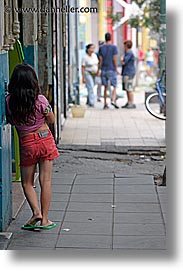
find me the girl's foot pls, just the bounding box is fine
[24,213,42,226]
[38,220,57,230]
[40,220,55,227]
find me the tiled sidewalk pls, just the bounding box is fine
[3,88,166,251]
[7,173,166,251]
[61,90,165,148]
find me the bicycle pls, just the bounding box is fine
[145,70,166,120]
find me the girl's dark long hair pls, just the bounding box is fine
[8,64,40,125]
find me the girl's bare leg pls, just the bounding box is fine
[21,165,42,224]
[38,159,53,226]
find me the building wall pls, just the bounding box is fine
[0,2,4,50]
[0,1,14,231]
[91,13,98,49]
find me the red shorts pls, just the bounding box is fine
[19,129,60,167]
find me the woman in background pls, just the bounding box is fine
[81,44,99,107]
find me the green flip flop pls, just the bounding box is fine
[21,217,42,230]
[37,223,57,230]
[21,224,38,230]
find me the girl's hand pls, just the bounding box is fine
[82,77,86,84]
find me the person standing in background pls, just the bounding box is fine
[145,48,154,77]
[98,32,119,109]
[81,44,99,107]
[95,40,104,102]
[121,40,136,109]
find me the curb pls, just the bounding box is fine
[58,144,166,155]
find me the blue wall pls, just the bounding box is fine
[23,45,34,67]
[0,52,12,231]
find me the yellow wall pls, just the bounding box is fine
[98,0,106,41]
[142,27,157,52]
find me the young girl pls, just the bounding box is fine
[6,64,60,230]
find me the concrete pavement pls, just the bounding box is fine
[6,172,166,251]
[61,87,165,147]
[1,87,166,252]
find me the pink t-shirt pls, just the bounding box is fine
[6,94,52,136]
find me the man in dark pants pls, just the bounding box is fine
[97,32,119,109]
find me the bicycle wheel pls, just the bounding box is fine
[145,92,166,120]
